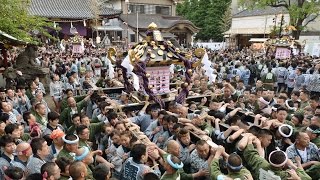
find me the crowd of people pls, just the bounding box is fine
[0,42,320,180]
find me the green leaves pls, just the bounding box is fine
[238,0,320,39]
[177,0,231,41]
[0,0,54,44]
[219,4,232,34]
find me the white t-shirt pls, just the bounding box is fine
[297,148,307,163]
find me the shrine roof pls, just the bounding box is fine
[120,14,200,32]
[233,6,287,18]
[29,0,122,19]
[0,30,27,46]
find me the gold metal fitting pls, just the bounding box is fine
[148,22,158,30]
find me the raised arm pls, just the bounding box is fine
[210,146,226,180]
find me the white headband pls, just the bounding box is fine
[278,124,293,138]
[259,97,270,105]
[306,127,320,134]
[75,147,90,161]
[62,134,79,144]
[285,100,296,111]
[268,148,288,167]
[167,154,184,169]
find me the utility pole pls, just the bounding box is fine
[273,14,277,36]
[125,0,129,49]
[136,11,139,43]
[279,14,284,38]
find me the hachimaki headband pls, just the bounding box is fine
[166,154,184,169]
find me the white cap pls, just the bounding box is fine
[16,71,22,76]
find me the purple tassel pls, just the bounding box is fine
[175,87,189,105]
[165,44,192,104]
[133,56,165,109]
[117,58,134,93]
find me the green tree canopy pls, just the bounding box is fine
[219,4,232,35]
[0,0,54,43]
[177,0,231,41]
[238,0,320,39]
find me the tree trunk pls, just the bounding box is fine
[0,45,8,68]
[292,18,304,40]
[292,30,302,40]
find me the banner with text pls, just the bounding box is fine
[275,47,291,59]
[312,43,320,57]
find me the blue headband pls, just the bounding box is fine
[62,135,79,144]
[75,147,90,161]
[217,175,227,180]
[166,154,184,169]
[226,162,243,171]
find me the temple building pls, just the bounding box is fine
[117,0,199,47]
[225,0,320,54]
[28,0,199,47]
[28,0,122,39]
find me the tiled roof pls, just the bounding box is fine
[120,14,200,31]
[100,7,122,16]
[29,0,122,19]
[233,6,287,18]
[0,30,27,46]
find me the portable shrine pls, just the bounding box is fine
[265,35,303,59]
[108,22,212,107]
[70,32,84,54]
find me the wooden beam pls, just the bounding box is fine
[226,107,255,123]
[102,87,125,94]
[96,87,256,124]
[119,94,212,111]
[99,83,178,95]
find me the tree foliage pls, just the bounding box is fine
[238,0,320,39]
[219,3,232,35]
[177,0,231,41]
[0,0,54,43]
